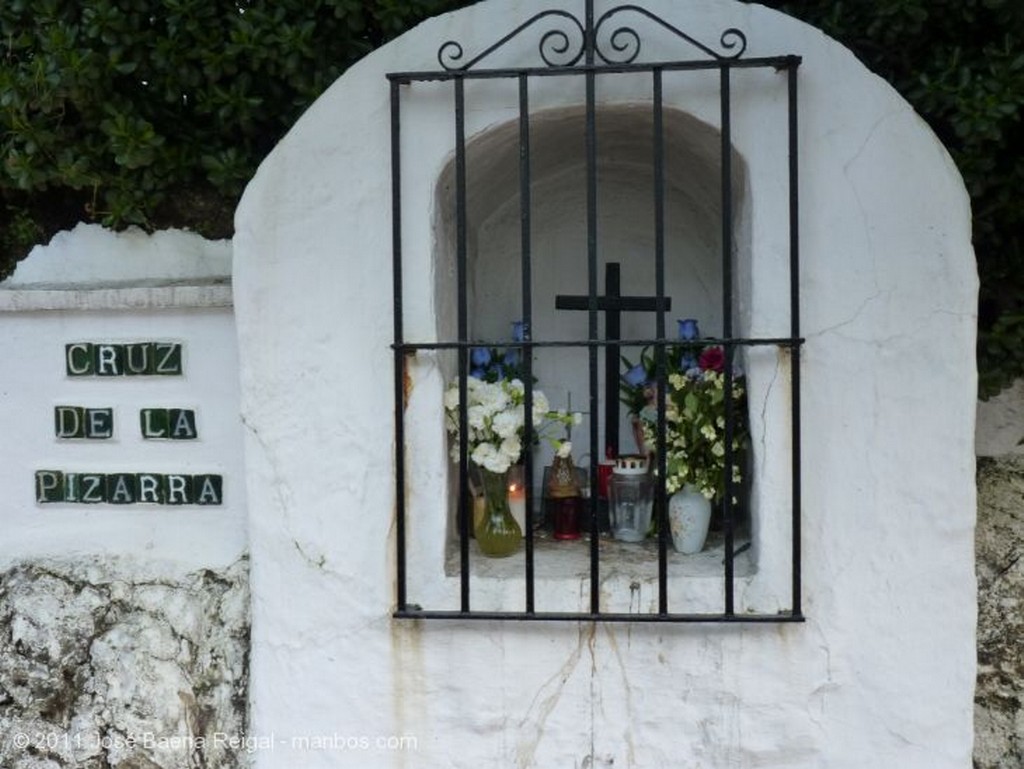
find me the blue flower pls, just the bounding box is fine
[471,347,492,367]
[503,348,520,368]
[470,367,486,379]
[623,363,647,387]
[677,318,700,341]
[511,321,529,342]
[679,354,698,372]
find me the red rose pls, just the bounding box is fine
[698,346,725,373]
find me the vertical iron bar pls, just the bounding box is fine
[720,64,735,616]
[585,0,600,615]
[390,80,408,612]
[585,0,595,63]
[519,73,536,614]
[455,76,471,614]
[788,61,803,617]
[653,67,668,615]
[604,264,621,457]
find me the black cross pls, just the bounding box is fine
[555,262,671,457]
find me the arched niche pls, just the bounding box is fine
[434,103,751,465]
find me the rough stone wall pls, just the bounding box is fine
[0,557,249,769]
[976,381,1024,458]
[975,456,1024,768]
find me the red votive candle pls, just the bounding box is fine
[550,496,582,540]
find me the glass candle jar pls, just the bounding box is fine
[608,455,653,542]
[546,451,582,540]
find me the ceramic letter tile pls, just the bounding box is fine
[163,474,193,505]
[54,406,85,438]
[193,474,223,505]
[86,408,114,439]
[140,408,169,439]
[106,473,135,504]
[124,342,153,375]
[94,344,124,376]
[169,409,197,440]
[154,343,183,375]
[79,474,106,504]
[65,343,94,376]
[135,474,164,504]
[35,470,64,503]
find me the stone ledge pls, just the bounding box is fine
[0,282,233,312]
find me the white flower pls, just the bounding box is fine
[556,440,572,458]
[531,391,550,424]
[499,436,522,464]
[471,442,496,467]
[443,386,460,411]
[484,454,512,473]
[467,404,488,430]
[472,441,512,473]
[476,382,509,414]
[492,409,523,439]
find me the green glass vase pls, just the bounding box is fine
[476,467,522,557]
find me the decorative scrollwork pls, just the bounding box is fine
[603,25,641,65]
[435,4,747,71]
[437,40,466,70]
[718,28,747,58]
[538,26,582,68]
[437,10,585,71]
[594,4,747,64]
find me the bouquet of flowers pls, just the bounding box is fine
[622,318,749,501]
[443,376,579,474]
[619,317,704,419]
[638,353,748,500]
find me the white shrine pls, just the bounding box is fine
[232,0,977,766]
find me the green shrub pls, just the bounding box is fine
[0,0,463,272]
[2,0,1019,393]
[766,0,1023,394]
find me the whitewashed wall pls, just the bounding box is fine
[234,1,977,767]
[0,224,250,769]
[0,224,246,569]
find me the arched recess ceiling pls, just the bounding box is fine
[434,102,749,450]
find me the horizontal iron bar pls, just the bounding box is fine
[388,54,801,83]
[394,609,806,623]
[555,295,671,311]
[393,336,804,351]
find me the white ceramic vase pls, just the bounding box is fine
[668,485,712,554]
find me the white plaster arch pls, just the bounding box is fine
[433,102,750,453]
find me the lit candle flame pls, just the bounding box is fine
[507,481,526,531]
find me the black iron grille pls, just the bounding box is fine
[389,1,804,623]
